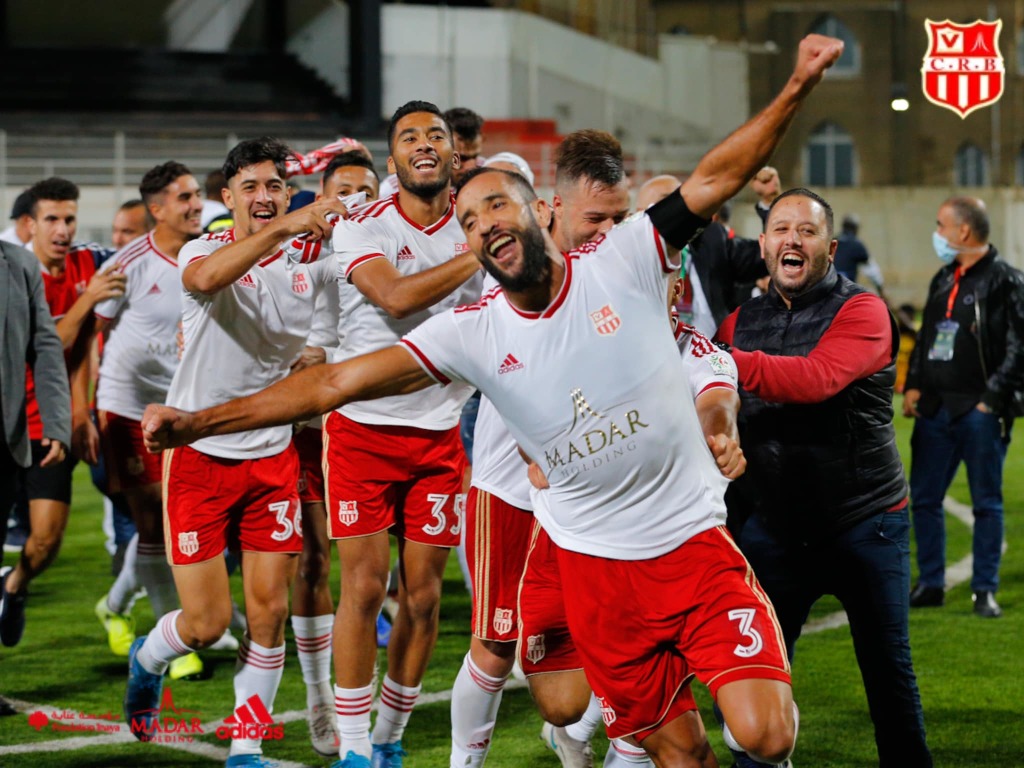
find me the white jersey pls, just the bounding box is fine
[674,318,738,397]
[94,234,182,420]
[166,229,334,459]
[332,192,479,429]
[403,213,728,560]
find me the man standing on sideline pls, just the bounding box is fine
[0,177,122,648]
[122,138,347,768]
[140,35,845,767]
[833,214,884,295]
[0,239,71,711]
[716,188,932,767]
[904,196,1024,619]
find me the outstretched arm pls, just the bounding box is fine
[141,345,434,451]
[680,34,843,219]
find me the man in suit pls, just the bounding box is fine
[0,240,71,709]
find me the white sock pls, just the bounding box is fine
[335,683,374,759]
[229,637,286,756]
[450,653,507,767]
[604,738,652,766]
[565,692,603,742]
[371,674,421,745]
[136,544,179,618]
[107,534,139,614]
[138,609,192,674]
[456,536,473,597]
[291,614,334,687]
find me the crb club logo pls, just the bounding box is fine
[921,19,1004,118]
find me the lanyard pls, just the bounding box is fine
[945,266,962,320]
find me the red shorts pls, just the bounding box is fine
[466,487,533,642]
[323,412,467,546]
[294,427,325,504]
[163,444,303,565]
[98,410,163,492]
[558,525,790,740]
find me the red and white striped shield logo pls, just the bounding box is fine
[492,608,513,636]
[337,500,359,526]
[526,634,546,664]
[178,531,199,557]
[589,304,621,336]
[922,19,1004,119]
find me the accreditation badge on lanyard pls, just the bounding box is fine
[928,267,961,362]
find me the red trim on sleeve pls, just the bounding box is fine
[186,254,207,266]
[653,227,677,273]
[94,313,115,322]
[345,252,386,279]
[398,340,451,385]
[697,381,737,396]
[731,294,893,404]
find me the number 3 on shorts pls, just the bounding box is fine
[422,493,465,537]
[728,608,764,658]
[269,500,301,541]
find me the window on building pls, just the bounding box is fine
[810,15,860,75]
[955,143,989,186]
[804,122,856,187]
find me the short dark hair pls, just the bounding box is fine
[456,167,538,204]
[322,151,379,187]
[27,177,79,217]
[386,100,451,150]
[222,137,292,182]
[204,169,227,199]
[443,107,485,141]
[766,187,835,239]
[945,196,990,242]
[554,130,624,191]
[10,189,35,219]
[119,198,146,212]
[139,161,193,207]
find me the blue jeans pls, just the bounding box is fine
[741,510,932,767]
[909,405,1009,592]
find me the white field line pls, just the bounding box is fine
[0,498,995,762]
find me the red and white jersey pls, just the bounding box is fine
[25,243,105,440]
[94,234,182,420]
[674,318,738,397]
[332,192,479,429]
[402,213,728,560]
[166,229,334,459]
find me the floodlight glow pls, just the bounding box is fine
[891,98,910,112]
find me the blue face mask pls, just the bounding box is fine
[932,231,958,264]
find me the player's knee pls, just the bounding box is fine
[343,571,389,616]
[186,610,231,648]
[297,548,330,588]
[533,698,580,727]
[27,529,64,563]
[400,579,443,624]
[730,715,795,765]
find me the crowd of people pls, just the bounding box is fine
[1,30,1021,768]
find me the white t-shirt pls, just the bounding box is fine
[95,233,182,420]
[402,213,728,560]
[166,229,334,459]
[332,192,479,429]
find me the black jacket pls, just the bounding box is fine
[687,221,766,329]
[727,269,907,542]
[906,246,1024,418]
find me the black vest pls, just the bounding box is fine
[729,269,907,542]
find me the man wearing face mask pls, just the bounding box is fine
[903,197,1024,619]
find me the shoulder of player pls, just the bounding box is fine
[451,283,504,321]
[345,195,397,227]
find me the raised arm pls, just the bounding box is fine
[142,344,434,452]
[184,198,347,295]
[680,34,843,219]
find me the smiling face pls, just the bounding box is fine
[323,165,380,202]
[152,174,204,239]
[222,160,289,237]
[387,112,458,199]
[553,176,631,251]
[761,194,836,303]
[457,170,552,292]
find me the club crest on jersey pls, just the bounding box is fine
[454,241,469,255]
[178,531,200,557]
[590,304,621,336]
[526,634,546,664]
[291,272,309,294]
[396,245,416,261]
[922,19,1004,118]
[492,608,513,635]
[337,500,359,526]
[598,696,617,726]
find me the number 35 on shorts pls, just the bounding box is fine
[422,493,465,537]
[728,608,764,658]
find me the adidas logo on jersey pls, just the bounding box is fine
[237,273,256,288]
[147,283,162,295]
[396,245,415,261]
[498,353,524,375]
